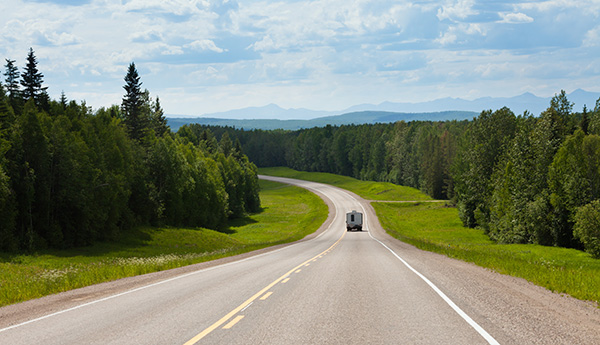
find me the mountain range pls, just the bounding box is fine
[167,89,600,131]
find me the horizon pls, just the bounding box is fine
[2,1,600,116]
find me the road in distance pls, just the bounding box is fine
[1,176,599,344]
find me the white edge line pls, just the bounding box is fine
[1,179,338,334]
[349,193,500,345]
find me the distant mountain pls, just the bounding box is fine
[191,103,338,120]
[167,89,600,131]
[340,89,599,116]
[167,110,478,131]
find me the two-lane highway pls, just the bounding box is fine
[1,176,599,344]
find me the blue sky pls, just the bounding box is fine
[1,0,599,116]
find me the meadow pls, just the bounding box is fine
[0,179,327,307]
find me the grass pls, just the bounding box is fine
[261,167,600,305]
[259,167,432,201]
[373,202,600,305]
[0,179,327,307]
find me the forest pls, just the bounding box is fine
[187,91,600,258]
[0,49,260,252]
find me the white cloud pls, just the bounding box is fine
[498,12,534,24]
[437,0,477,22]
[1,0,599,115]
[583,26,600,47]
[186,39,226,53]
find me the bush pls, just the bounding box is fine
[573,200,600,258]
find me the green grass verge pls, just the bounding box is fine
[0,179,327,307]
[259,167,431,201]
[260,168,599,305]
[374,202,600,305]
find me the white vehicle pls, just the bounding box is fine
[346,210,363,231]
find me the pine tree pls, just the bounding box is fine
[4,58,21,111]
[20,48,48,108]
[151,96,169,137]
[121,62,147,141]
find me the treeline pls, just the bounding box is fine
[180,121,466,200]
[0,49,259,252]
[186,91,600,257]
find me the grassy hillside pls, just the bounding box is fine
[0,179,327,307]
[259,167,432,201]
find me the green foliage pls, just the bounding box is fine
[452,107,517,228]
[20,48,48,110]
[0,179,325,307]
[0,53,261,253]
[121,63,149,141]
[198,120,466,202]
[573,200,600,258]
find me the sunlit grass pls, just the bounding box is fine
[259,167,431,201]
[0,179,327,307]
[374,202,600,305]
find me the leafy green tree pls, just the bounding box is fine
[487,115,541,243]
[452,107,517,228]
[573,200,600,258]
[548,131,600,247]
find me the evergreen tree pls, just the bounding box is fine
[121,62,148,141]
[151,96,169,137]
[4,58,21,112]
[59,91,68,110]
[20,48,48,108]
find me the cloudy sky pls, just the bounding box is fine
[1,0,599,116]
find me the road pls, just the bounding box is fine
[1,176,599,344]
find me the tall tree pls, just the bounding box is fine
[20,48,48,108]
[151,96,169,137]
[4,58,21,111]
[121,62,147,141]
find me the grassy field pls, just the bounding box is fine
[262,167,600,305]
[0,179,327,307]
[259,167,431,201]
[375,202,600,304]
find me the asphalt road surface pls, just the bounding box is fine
[1,176,599,344]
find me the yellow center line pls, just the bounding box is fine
[183,230,346,345]
[222,315,244,329]
[260,292,273,300]
[295,269,302,273]
[281,278,290,284]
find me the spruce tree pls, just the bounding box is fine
[20,48,47,107]
[4,58,21,111]
[151,96,169,137]
[121,62,147,141]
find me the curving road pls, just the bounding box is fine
[1,176,599,344]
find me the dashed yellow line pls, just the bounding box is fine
[183,230,346,345]
[281,278,290,284]
[260,292,273,300]
[222,315,244,329]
